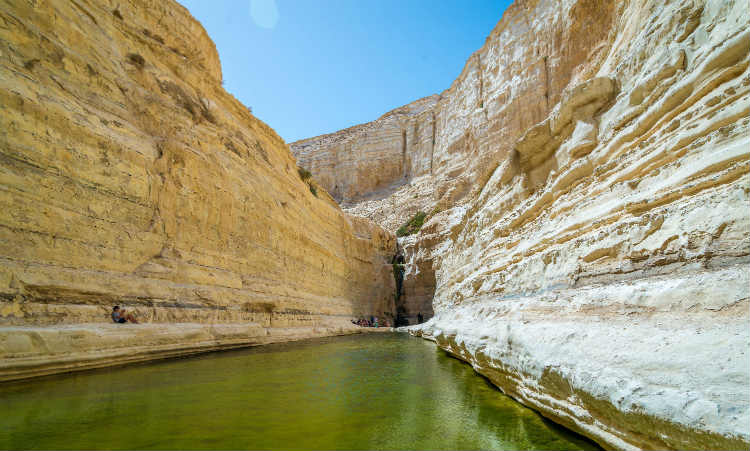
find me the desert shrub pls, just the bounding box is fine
[396,211,427,237]
[298,167,312,181]
[308,183,318,197]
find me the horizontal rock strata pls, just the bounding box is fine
[296,0,750,449]
[0,0,397,380]
[292,95,440,205]
[411,265,749,451]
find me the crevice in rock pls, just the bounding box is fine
[431,112,436,175]
[401,129,408,179]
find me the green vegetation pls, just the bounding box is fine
[298,166,312,181]
[297,166,317,197]
[396,211,427,237]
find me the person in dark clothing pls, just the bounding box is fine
[417,312,424,323]
[111,306,138,324]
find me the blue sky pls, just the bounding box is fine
[177,0,511,143]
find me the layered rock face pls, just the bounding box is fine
[294,0,750,449]
[0,0,396,380]
[292,95,439,205]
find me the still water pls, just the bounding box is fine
[0,333,598,450]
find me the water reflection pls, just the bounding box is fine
[0,333,598,450]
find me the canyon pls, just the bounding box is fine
[292,0,750,449]
[0,0,747,450]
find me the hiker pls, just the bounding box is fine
[417,312,424,323]
[111,306,138,324]
[374,317,379,328]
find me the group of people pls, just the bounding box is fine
[352,316,390,328]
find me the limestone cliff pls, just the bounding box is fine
[292,0,750,449]
[292,95,440,205]
[0,0,396,380]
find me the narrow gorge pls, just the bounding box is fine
[1,0,748,450]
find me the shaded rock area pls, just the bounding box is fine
[0,0,397,380]
[293,0,750,449]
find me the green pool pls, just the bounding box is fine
[0,333,598,450]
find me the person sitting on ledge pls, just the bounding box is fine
[111,306,138,324]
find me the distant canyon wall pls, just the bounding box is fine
[291,95,439,205]
[292,0,750,449]
[0,0,396,379]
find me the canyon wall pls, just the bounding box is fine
[0,0,396,381]
[293,0,750,449]
[292,95,439,205]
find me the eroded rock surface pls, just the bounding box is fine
[294,0,750,449]
[292,95,440,206]
[0,0,396,380]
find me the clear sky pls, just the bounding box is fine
[177,0,512,143]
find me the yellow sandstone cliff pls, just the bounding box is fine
[0,0,396,380]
